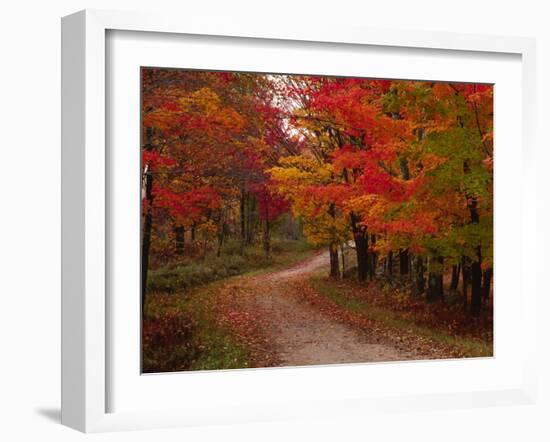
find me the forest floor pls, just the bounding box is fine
[144,249,492,372]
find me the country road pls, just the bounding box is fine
[215,251,412,367]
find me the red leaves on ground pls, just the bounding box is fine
[213,280,282,367]
[142,310,198,373]
[301,277,492,359]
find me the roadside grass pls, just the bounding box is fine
[309,274,492,358]
[143,238,318,372]
[147,238,315,294]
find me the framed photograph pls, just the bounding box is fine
[61,9,537,432]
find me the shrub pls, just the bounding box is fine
[270,238,311,254]
[142,310,198,373]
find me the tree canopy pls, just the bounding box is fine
[141,69,493,316]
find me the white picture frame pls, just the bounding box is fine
[61,9,537,433]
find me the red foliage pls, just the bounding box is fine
[248,182,289,221]
[153,185,221,222]
[142,151,175,169]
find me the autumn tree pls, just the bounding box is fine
[142,69,493,317]
[141,70,293,305]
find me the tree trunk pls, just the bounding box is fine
[427,272,438,302]
[369,234,377,279]
[464,159,483,316]
[437,273,444,299]
[399,248,409,275]
[240,187,246,241]
[350,213,369,282]
[437,256,444,299]
[174,225,185,255]
[246,196,255,244]
[399,157,410,180]
[329,244,340,279]
[467,195,483,316]
[263,218,271,258]
[191,222,196,242]
[240,190,249,254]
[141,126,154,311]
[141,199,153,310]
[426,256,444,302]
[340,244,346,277]
[387,251,393,276]
[470,250,482,315]
[450,264,460,291]
[398,156,410,279]
[413,256,425,296]
[217,215,226,258]
[482,268,493,301]
[462,256,470,312]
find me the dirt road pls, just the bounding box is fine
[216,251,411,367]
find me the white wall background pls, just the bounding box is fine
[0,1,547,441]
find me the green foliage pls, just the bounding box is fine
[148,255,246,293]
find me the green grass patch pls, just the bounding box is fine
[147,238,316,294]
[309,275,492,358]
